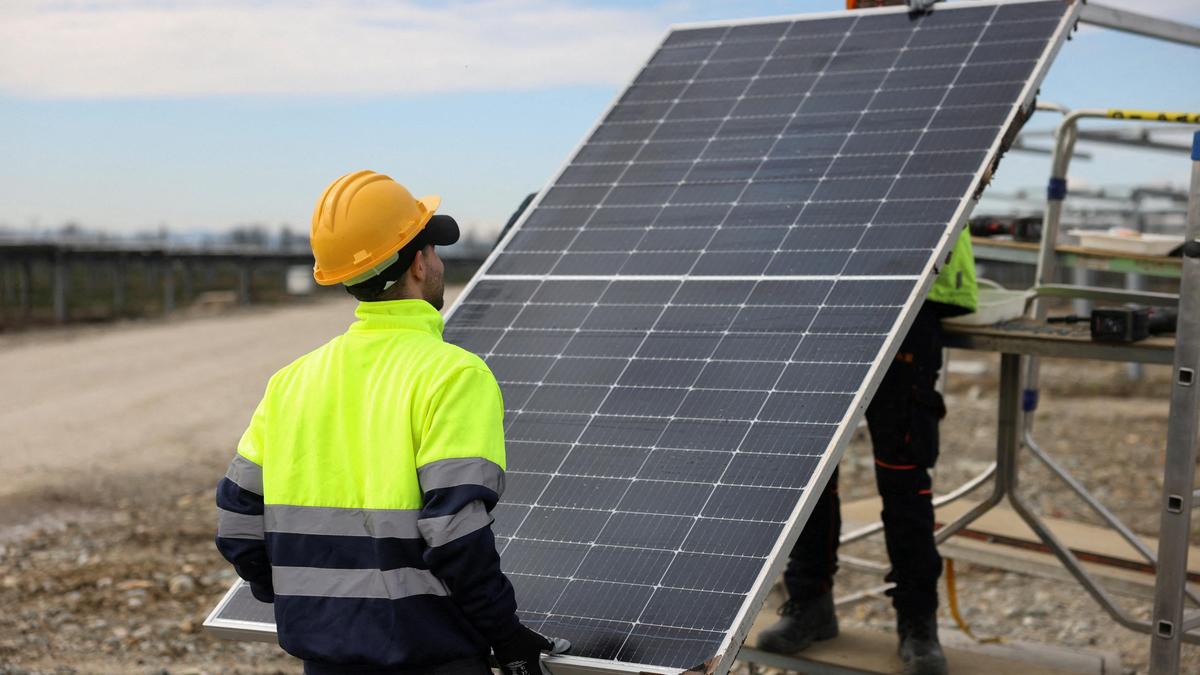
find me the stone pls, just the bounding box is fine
[167,574,195,596]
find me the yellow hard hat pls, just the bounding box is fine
[310,170,441,285]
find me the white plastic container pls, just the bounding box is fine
[942,279,1032,327]
[1067,228,1183,256]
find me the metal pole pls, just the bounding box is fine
[162,258,175,315]
[1148,131,1200,675]
[1071,266,1092,316]
[238,261,252,306]
[19,258,32,320]
[1127,200,1149,381]
[995,354,1021,495]
[1080,3,1200,49]
[1025,111,1092,433]
[1,257,13,311]
[53,251,68,323]
[180,260,193,304]
[111,258,125,318]
[932,354,1020,544]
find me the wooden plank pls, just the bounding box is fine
[843,497,1200,581]
[935,533,1162,599]
[974,236,1184,264]
[972,237,1182,278]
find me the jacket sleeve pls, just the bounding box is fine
[215,396,274,603]
[416,364,521,645]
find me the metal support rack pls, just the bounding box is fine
[921,120,1195,672]
[1026,111,1200,672]
[820,115,1200,674]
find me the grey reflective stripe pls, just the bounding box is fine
[418,500,493,548]
[265,504,422,539]
[272,566,448,599]
[217,508,264,540]
[417,457,505,495]
[225,454,263,495]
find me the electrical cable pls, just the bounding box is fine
[944,559,1004,644]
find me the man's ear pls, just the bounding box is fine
[408,248,426,283]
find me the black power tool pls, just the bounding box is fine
[1048,307,1178,343]
[969,215,1043,243]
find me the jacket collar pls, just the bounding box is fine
[348,299,444,337]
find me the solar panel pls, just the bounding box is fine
[203,2,1078,672]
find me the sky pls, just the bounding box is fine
[1,0,1198,240]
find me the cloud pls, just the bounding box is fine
[8,0,1197,99]
[0,0,669,98]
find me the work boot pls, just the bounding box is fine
[897,613,948,675]
[756,591,838,654]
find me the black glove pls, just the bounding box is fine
[248,581,274,603]
[493,624,570,675]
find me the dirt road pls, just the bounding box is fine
[0,298,356,535]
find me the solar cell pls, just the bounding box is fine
[204,2,1077,673]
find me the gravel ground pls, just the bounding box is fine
[0,301,1196,674]
[0,486,296,675]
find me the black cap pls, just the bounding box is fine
[413,214,459,248]
[396,214,459,269]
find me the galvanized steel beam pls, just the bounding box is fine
[1080,3,1200,49]
[1148,131,1200,675]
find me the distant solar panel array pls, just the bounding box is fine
[205,2,1077,673]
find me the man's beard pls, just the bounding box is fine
[425,276,444,310]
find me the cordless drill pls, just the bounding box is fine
[1049,307,1178,343]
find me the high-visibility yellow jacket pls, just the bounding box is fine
[928,230,978,313]
[216,300,521,669]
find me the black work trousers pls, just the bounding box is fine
[784,302,950,619]
[303,656,492,675]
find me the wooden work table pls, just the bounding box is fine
[972,237,1183,279]
[943,317,1177,364]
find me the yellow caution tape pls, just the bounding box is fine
[944,559,1004,644]
[1107,109,1200,124]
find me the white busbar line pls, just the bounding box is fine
[479,274,921,282]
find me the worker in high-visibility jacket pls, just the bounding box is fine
[215,170,568,675]
[759,231,978,675]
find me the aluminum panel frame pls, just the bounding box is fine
[202,581,277,643]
